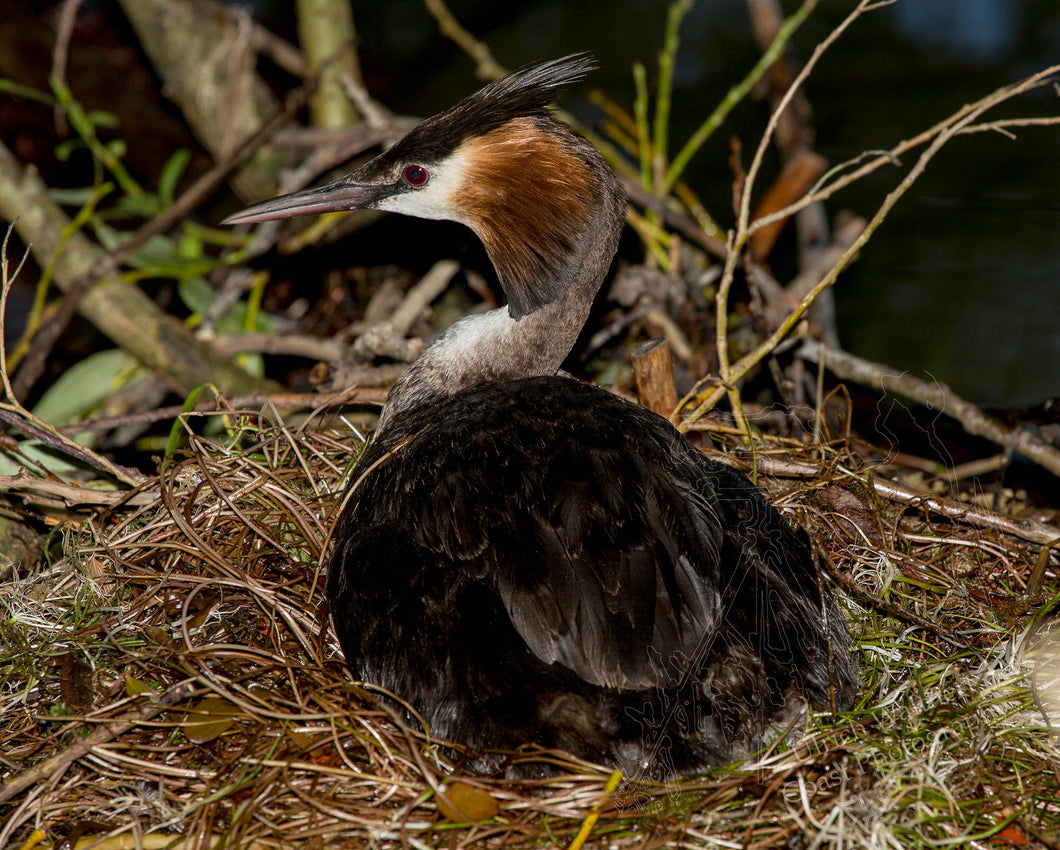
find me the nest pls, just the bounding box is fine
[2,406,1059,849]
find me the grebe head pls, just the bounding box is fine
[224,54,621,319]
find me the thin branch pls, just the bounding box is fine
[665,0,818,194]
[706,448,1060,547]
[422,0,506,81]
[49,0,85,135]
[748,65,1060,236]
[685,61,1060,429]
[56,387,387,435]
[796,343,1060,480]
[0,679,202,805]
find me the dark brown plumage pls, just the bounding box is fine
[224,55,858,778]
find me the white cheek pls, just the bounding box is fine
[375,149,472,224]
[377,187,455,221]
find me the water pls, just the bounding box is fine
[350,0,1060,405]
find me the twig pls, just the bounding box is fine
[712,0,872,417]
[709,0,825,439]
[50,0,85,135]
[748,66,1060,237]
[619,176,729,259]
[0,407,146,486]
[338,71,394,130]
[797,343,1060,480]
[422,0,506,81]
[249,21,306,77]
[665,0,818,194]
[57,387,387,436]
[686,58,1060,429]
[7,84,313,401]
[0,679,201,805]
[704,448,1060,546]
[0,471,158,508]
[0,225,30,404]
[213,331,343,362]
[871,476,1060,548]
[389,259,461,338]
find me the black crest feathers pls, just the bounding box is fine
[379,54,596,167]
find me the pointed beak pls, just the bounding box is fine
[221,176,396,225]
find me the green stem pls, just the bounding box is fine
[51,76,143,199]
[664,0,817,195]
[632,62,652,193]
[10,183,114,370]
[653,0,693,196]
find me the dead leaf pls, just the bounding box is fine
[183,696,244,743]
[435,781,500,823]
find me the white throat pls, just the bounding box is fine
[376,297,590,434]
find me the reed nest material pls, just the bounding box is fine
[2,408,1059,849]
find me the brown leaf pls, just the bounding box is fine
[59,651,93,711]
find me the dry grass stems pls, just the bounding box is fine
[2,405,1058,849]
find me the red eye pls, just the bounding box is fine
[403,165,429,186]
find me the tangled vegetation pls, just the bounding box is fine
[1,0,1058,847]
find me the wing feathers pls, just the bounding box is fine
[345,377,851,699]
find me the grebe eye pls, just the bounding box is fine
[403,165,429,186]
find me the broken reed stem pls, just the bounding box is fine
[631,337,679,420]
[711,0,837,438]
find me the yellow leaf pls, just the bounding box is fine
[435,782,499,823]
[124,674,154,696]
[183,696,244,743]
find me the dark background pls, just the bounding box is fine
[2,0,1058,406]
[345,0,1060,407]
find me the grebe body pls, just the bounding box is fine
[224,55,857,776]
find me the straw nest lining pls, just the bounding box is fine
[1,406,1058,849]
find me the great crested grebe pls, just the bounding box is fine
[224,55,858,777]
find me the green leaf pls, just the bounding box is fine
[125,675,155,696]
[158,149,191,207]
[32,348,142,426]
[0,77,56,106]
[86,108,119,129]
[163,384,210,467]
[95,224,205,273]
[176,228,204,262]
[54,139,84,162]
[48,186,106,206]
[113,192,162,218]
[178,277,215,314]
